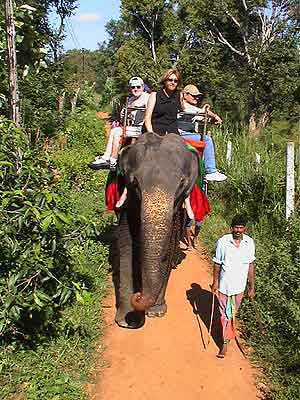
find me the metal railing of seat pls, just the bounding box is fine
[177,110,212,141]
[122,99,146,139]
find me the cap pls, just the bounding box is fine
[129,76,144,87]
[183,84,203,96]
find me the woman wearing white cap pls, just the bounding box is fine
[88,77,149,171]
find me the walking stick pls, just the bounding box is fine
[207,292,215,347]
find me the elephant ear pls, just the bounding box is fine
[174,151,198,212]
[182,151,199,197]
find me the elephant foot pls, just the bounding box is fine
[146,303,167,318]
[115,307,145,329]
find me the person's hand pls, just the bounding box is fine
[120,108,125,119]
[203,103,211,111]
[192,115,204,123]
[211,282,219,294]
[248,287,255,300]
[214,116,222,125]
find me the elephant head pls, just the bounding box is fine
[117,132,198,321]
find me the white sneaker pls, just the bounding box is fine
[205,171,227,182]
[88,156,109,170]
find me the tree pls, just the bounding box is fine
[4,0,21,127]
[121,0,171,63]
[1,0,78,133]
[179,0,300,132]
[99,0,300,130]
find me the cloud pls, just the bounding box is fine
[73,13,102,23]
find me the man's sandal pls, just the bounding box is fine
[217,340,229,358]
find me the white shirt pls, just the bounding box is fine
[127,92,150,125]
[182,102,205,114]
[213,233,256,296]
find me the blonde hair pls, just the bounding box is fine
[160,69,182,89]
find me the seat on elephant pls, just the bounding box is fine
[105,106,146,212]
[120,105,146,147]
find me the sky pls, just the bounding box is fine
[52,0,121,51]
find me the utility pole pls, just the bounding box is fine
[81,48,85,81]
[4,0,21,127]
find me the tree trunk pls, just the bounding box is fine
[249,111,270,136]
[258,111,270,130]
[58,91,65,113]
[4,0,21,127]
[70,87,80,113]
[249,112,258,135]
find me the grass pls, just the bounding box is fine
[199,121,300,399]
[0,110,112,400]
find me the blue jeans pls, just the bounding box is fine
[179,131,216,173]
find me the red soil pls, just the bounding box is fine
[90,112,259,399]
[89,246,260,400]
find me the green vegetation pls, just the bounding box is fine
[1,3,114,398]
[201,124,300,399]
[0,111,111,399]
[1,1,300,399]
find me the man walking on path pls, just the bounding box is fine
[211,214,256,358]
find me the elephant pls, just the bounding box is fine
[114,132,199,329]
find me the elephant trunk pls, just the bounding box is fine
[131,187,173,311]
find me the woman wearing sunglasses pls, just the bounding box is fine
[144,69,182,135]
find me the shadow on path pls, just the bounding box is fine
[186,283,223,350]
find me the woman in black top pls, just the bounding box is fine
[144,69,182,135]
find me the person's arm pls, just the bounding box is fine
[212,238,223,293]
[207,110,222,124]
[211,264,221,294]
[144,92,156,132]
[119,97,129,121]
[247,262,255,300]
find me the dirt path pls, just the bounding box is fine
[90,246,259,400]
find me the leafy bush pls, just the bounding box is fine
[0,118,84,339]
[1,110,111,398]
[20,67,65,137]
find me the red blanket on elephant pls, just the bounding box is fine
[189,184,210,222]
[105,172,122,212]
[183,138,211,222]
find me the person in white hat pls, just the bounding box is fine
[88,77,149,171]
[178,84,227,182]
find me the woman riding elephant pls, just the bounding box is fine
[144,68,182,135]
[115,132,198,328]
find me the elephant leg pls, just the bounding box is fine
[146,283,168,318]
[115,211,145,329]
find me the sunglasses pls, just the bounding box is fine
[131,85,141,89]
[187,93,202,99]
[167,78,178,83]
